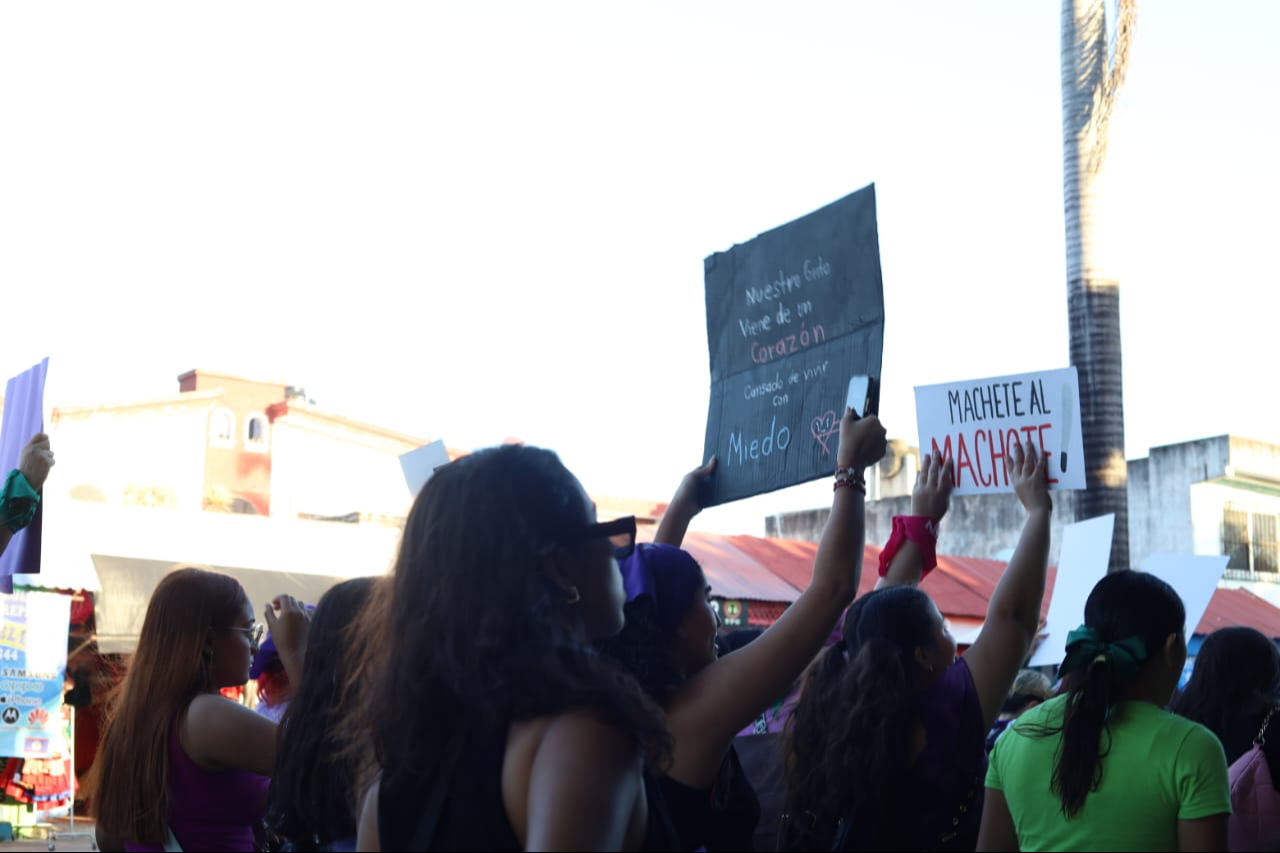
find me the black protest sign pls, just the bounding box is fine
[701,185,884,505]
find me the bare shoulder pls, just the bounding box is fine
[181,693,277,773]
[505,711,647,850]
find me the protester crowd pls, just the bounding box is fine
[5,413,1277,852]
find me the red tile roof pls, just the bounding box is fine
[1193,586,1280,637]
[656,529,1280,639]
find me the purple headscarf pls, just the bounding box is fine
[617,543,705,635]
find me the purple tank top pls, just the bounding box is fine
[125,725,269,852]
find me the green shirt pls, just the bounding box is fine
[986,694,1231,852]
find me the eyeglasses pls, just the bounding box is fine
[564,515,637,561]
[225,623,265,645]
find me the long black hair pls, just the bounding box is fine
[1172,626,1280,766]
[1032,570,1185,818]
[366,444,670,796]
[783,586,939,850]
[266,577,377,850]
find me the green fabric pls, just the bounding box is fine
[986,694,1231,852]
[0,469,39,533]
[1059,625,1148,680]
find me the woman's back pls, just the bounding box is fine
[988,695,1230,852]
[378,719,522,852]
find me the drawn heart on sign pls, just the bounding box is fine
[811,410,840,456]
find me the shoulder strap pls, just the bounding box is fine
[404,737,466,850]
[1256,705,1279,746]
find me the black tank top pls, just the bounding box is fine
[379,722,678,851]
[658,744,762,851]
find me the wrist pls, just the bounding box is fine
[833,467,866,495]
[1,470,41,533]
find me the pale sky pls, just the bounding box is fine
[3,1,1277,535]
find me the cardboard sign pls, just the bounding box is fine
[915,367,1085,496]
[0,591,71,759]
[1,359,49,592]
[400,439,451,497]
[1139,553,1229,640]
[701,185,885,505]
[1027,514,1114,668]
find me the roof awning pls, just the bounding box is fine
[90,555,351,655]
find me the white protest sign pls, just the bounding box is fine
[915,367,1085,496]
[1027,514,1114,668]
[1139,553,1229,640]
[400,440,451,497]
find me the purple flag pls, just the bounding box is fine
[1,358,49,593]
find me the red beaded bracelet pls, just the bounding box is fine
[833,474,866,494]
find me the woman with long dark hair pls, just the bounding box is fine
[267,577,378,851]
[92,568,309,851]
[782,438,1053,851]
[1172,626,1280,851]
[355,444,673,851]
[979,571,1231,852]
[597,408,887,850]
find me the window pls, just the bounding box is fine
[244,414,269,452]
[1224,507,1251,570]
[1256,514,1279,575]
[1223,504,1280,576]
[210,409,236,448]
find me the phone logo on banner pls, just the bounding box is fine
[0,707,17,725]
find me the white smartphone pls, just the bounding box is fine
[846,375,879,418]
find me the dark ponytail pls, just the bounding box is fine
[1032,571,1185,817]
[783,587,937,850]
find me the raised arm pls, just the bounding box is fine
[264,594,311,687]
[877,452,953,589]
[665,409,886,785]
[963,437,1052,731]
[653,457,717,548]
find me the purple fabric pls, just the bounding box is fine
[617,543,704,634]
[125,725,269,852]
[908,656,988,850]
[0,359,48,593]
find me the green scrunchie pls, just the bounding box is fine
[1,469,40,533]
[1059,625,1148,680]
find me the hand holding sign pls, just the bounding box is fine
[655,456,719,548]
[837,409,887,471]
[18,434,54,492]
[672,457,718,518]
[1008,435,1053,513]
[912,452,954,522]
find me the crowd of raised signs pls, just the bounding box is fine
[3,418,1276,852]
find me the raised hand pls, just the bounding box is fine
[1008,436,1052,513]
[18,434,54,491]
[264,595,311,662]
[836,409,887,470]
[912,452,954,522]
[670,457,718,517]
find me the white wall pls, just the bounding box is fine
[269,415,417,520]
